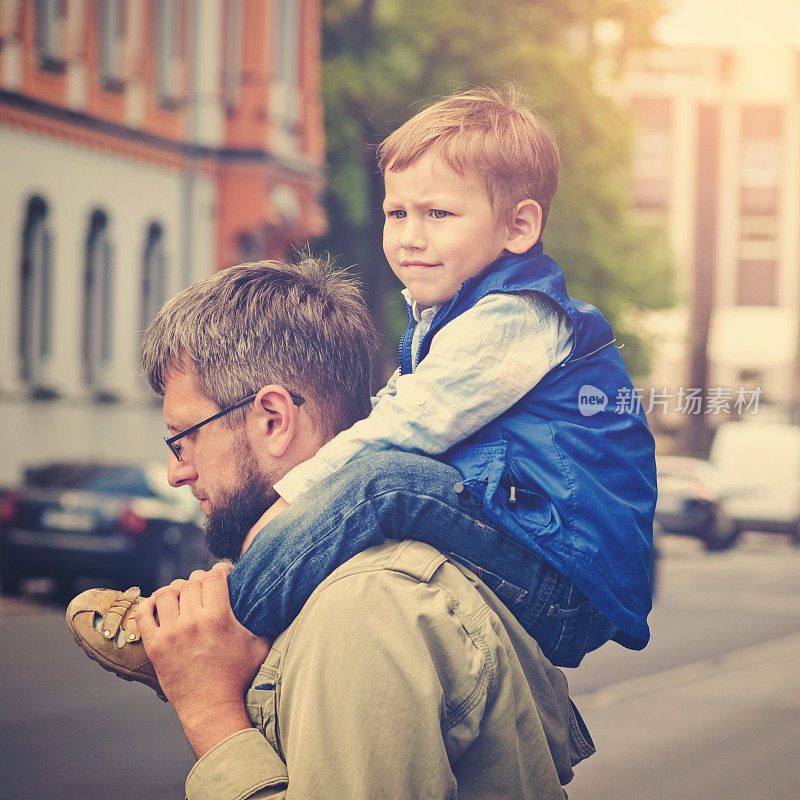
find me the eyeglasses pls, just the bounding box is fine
[164,391,305,462]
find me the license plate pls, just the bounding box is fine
[41,509,95,532]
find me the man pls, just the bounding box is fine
[70,258,594,799]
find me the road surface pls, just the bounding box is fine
[1,531,798,799]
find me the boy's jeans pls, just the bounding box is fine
[228,451,615,668]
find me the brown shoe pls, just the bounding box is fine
[66,587,166,702]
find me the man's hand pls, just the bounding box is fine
[135,562,272,757]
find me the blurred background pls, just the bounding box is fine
[0,1,798,798]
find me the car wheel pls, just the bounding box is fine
[703,518,740,552]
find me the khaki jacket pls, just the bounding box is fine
[185,540,594,800]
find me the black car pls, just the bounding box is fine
[0,462,210,596]
[655,456,738,551]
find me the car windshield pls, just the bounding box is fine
[23,465,156,498]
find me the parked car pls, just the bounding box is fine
[710,421,800,544]
[655,455,738,551]
[0,462,210,597]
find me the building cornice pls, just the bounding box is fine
[0,89,325,180]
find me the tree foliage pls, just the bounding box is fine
[313,0,673,378]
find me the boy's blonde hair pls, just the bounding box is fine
[377,86,559,228]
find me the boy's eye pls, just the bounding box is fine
[430,209,450,219]
[386,209,406,219]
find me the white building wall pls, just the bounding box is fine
[611,45,800,414]
[0,124,217,483]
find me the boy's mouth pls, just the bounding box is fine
[401,261,440,268]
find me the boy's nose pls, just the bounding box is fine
[398,218,425,250]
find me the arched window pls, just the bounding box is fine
[271,0,301,141]
[19,196,53,385]
[141,223,166,332]
[82,210,114,388]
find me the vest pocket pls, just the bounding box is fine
[497,463,558,541]
[451,440,558,542]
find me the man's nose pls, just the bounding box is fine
[167,452,198,487]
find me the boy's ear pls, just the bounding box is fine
[504,200,543,254]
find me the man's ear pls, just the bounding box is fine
[504,200,543,254]
[250,385,300,458]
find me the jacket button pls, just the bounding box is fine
[453,481,468,496]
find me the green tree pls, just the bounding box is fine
[313,0,673,379]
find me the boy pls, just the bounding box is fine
[69,87,656,686]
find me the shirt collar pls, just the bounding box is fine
[402,288,440,323]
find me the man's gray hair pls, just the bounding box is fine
[141,257,378,440]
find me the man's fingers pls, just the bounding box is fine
[179,577,203,612]
[212,561,233,575]
[201,566,233,614]
[154,587,180,625]
[135,596,159,643]
[169,578,190,595]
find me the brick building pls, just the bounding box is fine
[0,0,325,480]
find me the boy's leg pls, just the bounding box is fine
[66,449,614,692]
[230,447,616,665]
[228,450,498,637]
[64,451,479,698]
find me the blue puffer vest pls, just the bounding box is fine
[399,244,657,649]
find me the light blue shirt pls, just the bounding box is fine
[274,289,574,503]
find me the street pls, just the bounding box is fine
[565,532,800,800]
[1,531,799,799]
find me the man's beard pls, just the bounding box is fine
[202,449,278,562]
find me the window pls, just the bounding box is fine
[156,0,188,107]
[100,0,128,90]
[221,0,243,113]
[82,210,114,388]
[737,106,782,303]
[271,0,301,138]
[18,196,53,385]
[739,215,778,242]
[34,0,66,70]
[736,259,777,306]
[740,186,779,216]
[740,138,781,189]
[0,0,21,42]
[630,97,671,213]
[141,223,166,332]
